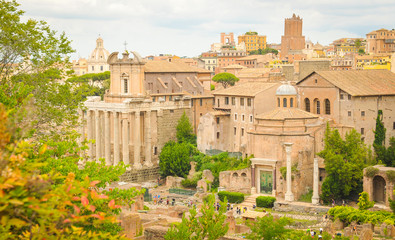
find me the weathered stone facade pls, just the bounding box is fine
[219,168,251,194]
[81,51,193,181]
[363,165,395,207]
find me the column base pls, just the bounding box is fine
[312,197,320,205]
[145,161,153,168]
[272,190,277,197]
[285,192,294,202]
[251,187,256,194]
[133,163,142,169]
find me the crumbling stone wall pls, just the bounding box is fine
[120,166,160,182]
[219,168,251,194]
[157,107,192,150]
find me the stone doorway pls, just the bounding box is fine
[373,175,386,203]
[259,170,273,194]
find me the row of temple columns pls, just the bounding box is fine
[82,109,153,168]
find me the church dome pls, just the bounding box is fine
[276,83,297,96]
[89,37,110,61]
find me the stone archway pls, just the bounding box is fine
[373,175,386,203]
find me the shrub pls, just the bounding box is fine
[256,196,276,208]
[218,191,244,203]
[357,192,374,210]
[386,170,395,183]
[365,167,379,178]
[298,190,313,203]
[328,206,395,225]
[181,178,197,188]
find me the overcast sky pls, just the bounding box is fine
[19,0,395,59]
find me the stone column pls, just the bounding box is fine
[312,158,320,204]
[251,164,256,194]
[122,118,129,165]
[113,111,120,165]
[101,111,105,158]
[144,111,153,167]
[284,142,294,202]
[87,110,93,159]
[133,111,142,168]
[78,109,85,145]
[95,110,101,162]
[104,111,111,165]
[273,167,277,197]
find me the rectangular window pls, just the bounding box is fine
[247,98,252,106]
[170,109,174,113]
[348,111,351,117]
[216,117,220,124]
[361,111,365,117]
[232,97,235,105]
[361,128,364,135]
[348,95,351,100]
[124,79,128,93]
[240,98,244,106]
[241,128,244,136]
[393,122,395,130]
[234,127,237,135]
[216,132,220,139]
[169,96,172,101]
[234,114,237,121]
[191,99,194,106]
[250,115,253,123]
[340,94,344,100]
[152,97,156,102]
[225,97,229,105]
[242,115,245,121]
[200,99,203,106]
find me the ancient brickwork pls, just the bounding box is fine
[120,167,160,182]
[156,107,192,149]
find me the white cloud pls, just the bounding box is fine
[18,0,395,58]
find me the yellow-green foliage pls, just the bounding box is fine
[328,206,395,225]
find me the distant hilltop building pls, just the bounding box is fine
[366,28,395,54]
[281,14,306,61]
[72,37,110,76]
[238,31,267,54]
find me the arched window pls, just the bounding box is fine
[315,99,321,114]
[325,99,331,115]
[290,98,294,107]
[304,98,310,112]
[277,98,280,107]
[283,98,287,107]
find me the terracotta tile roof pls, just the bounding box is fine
[213,82,279,97]
[256,108,319,120]
[300,70,395,96]
[144,60,210,73]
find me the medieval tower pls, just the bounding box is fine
[280,14,306,59]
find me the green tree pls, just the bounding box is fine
[318,124,368,203]
[212,72,239,89]
[0,104,139,239]
[176,111,196,145]
[249,48,279,55]
[246,214,291,240]
[373,111,395,167]
[357,192,374,210]
[164,194,228,240]
[159,141,192,178]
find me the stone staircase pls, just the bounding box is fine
[238,194,260,209]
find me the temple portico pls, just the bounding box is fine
[81,51,192,180]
